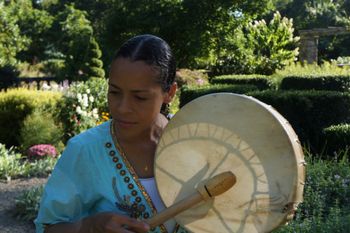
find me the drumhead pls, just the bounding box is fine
[154,93,305,233]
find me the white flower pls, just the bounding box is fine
[86,89,91,94]
[77,93,82,102]
[42,83,51,90]
[76,106,82,114]
[82,94,89,107]
[89,96,94,103]
[81,110,87,117]
[92,108,99,119]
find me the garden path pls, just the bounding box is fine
[0,177,47,233]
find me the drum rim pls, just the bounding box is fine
[154,93,306,232]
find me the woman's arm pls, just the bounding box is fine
[45,212,150,233]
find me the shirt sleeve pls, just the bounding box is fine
[34,137,98,233]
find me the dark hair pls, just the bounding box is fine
[113,34,176,92]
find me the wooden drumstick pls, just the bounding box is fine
[145,171,236,228]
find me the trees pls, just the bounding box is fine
[78,0,279,68]
[278,0,350,61]
[43,4,105,80]
[0,1,30,68]
[213,12,299,75]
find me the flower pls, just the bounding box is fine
[77,93,82,101]
[76,106,82,114]
[82,94,89,107]
[89,95,94,103]
[27,144,57,159]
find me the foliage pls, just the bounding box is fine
[279,0,350,30]
[276,62,350,76]
[19,110,64,153]
[175,69,209,88]
[0,89,62,147]
[323,124,350,156]
[274,151,350,232]
[210,74,275,90]
[213,12,299,75]
[86,0,278,68]
[278,0,350,61]
[0,143,22,181]
[0,143,58,180]
[13,0,54,63]
[248,90,350,155]
[27,144,58,159]
[15,185,44,221]
[84,37,105,79]
[58,78,108,140]
[179,84,259,107]
[0,1,30,68]
[332,56,350,66]
[52,4,103,81]
[279,75,350,91]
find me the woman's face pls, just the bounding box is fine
[108,58,175,139]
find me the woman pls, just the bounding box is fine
[35,35,187,233]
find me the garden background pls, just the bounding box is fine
[1,0,350,232]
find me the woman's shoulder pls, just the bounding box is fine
[69,120,111,148]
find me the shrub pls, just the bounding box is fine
[0,89,62,147]
[179,84,259,108]
[27,144,58,160]
[15,185,44,221]
[58,78,108,140]
[21,156,57,177]
[210,74,275,90]
[280,75,350,91]
[212,12,299,75]
[83,38,105,79]
[276,62,350,76]
[274,151,350,232]
[175,69,209,88]
[0,143,57,180]
[247,90,350,155]
[323,124,350,156]
[19,110,63,154]
[0,144,23,181]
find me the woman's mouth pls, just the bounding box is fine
[115,119,137,128]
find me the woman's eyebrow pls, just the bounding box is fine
[108,83,151,93]
[108,83,120,89]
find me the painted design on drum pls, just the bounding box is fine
[156,122,296,233]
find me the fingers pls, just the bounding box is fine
[124,220,150,233]
[103,214,149,233]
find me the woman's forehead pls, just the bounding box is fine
[110,58,159,76]
[109,58,161,89]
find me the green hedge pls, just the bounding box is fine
[280,75,350,91]
[248,90,350,154]
[323,124,350,155]
[0,89,62,147]
[210,74,274,90]
[179,84,259,108]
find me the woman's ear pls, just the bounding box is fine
[164,82,177,104]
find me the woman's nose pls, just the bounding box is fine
[118,96,133,113]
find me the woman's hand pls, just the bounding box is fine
[87,212,150,233]
[45,212,150,233]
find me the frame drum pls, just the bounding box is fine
[154,93,305,233]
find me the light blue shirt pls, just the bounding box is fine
[35,120,187,233]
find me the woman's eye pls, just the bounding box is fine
[109,91,120,95]
[135,96,148,101]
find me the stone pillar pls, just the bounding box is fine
[299,36,319,64]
